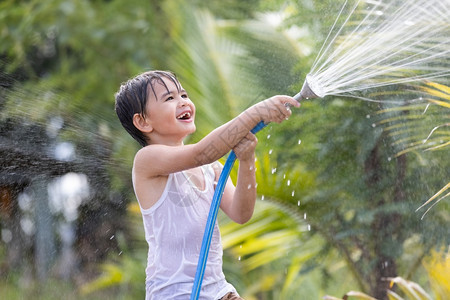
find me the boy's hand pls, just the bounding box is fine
[249,95,300,124]
[233,132,258,161]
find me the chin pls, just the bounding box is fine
[189,124,196,134]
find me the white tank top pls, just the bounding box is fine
[138,164,236,300]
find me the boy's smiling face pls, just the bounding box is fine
[143,75,196,145]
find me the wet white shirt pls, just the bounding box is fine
[137,164,236,300]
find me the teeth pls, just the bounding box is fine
[177,112,191,119]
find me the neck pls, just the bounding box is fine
[149,135,186,147]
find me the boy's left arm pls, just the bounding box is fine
[219,133,257,224]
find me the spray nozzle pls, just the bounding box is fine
[293,74,324,101]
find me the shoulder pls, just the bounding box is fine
[134,144,165,163]
[211,160,223,172]
[211,161,223,179]
[133,144,169,176]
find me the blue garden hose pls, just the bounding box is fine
[190,88,309,299]
[190,120,267,300]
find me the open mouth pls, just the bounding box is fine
[176,111,192,120]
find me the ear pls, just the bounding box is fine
[133,113,153,133]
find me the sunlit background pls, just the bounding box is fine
[0,0,448,299]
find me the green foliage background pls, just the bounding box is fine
[0,0,448,299]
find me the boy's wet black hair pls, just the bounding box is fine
[115,70,182,147]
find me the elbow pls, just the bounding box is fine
[231,195,256,224]
[234,211,254,225]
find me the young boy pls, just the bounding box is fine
[115,70,299,299]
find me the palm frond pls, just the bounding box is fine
[415,183,450,219]
[378,81,449,155]
[386,277,433,300]
[378,81,449,214]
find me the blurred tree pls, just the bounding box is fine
[0,0,170,280]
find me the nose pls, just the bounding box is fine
[178,96,189,107]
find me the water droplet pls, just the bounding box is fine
[271,168,277,174]
[283,174,286,179]
[422,103,430,114]
[307,224,311,231]
[298,139,302,145]
[287,180,291,186]
[254,157,257,162]
[366,114,370,119]
[387,157,392,161]
[118,251,123,256]
[269,149,273,155]
[110,235,115,240]
[240,244,243,248]
[254,183,258,188]
[267,134,271,139]
[291,191,295,197]
[371,123,376,128]
[247,184,252,189]
[297,200,300,206]
[304,213,306,219]
[249,166,254,171]
[238,256,241,261]
[261,195,265,200]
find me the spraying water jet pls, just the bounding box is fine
[307,0,450,101]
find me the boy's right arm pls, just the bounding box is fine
[134,95,299,177]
